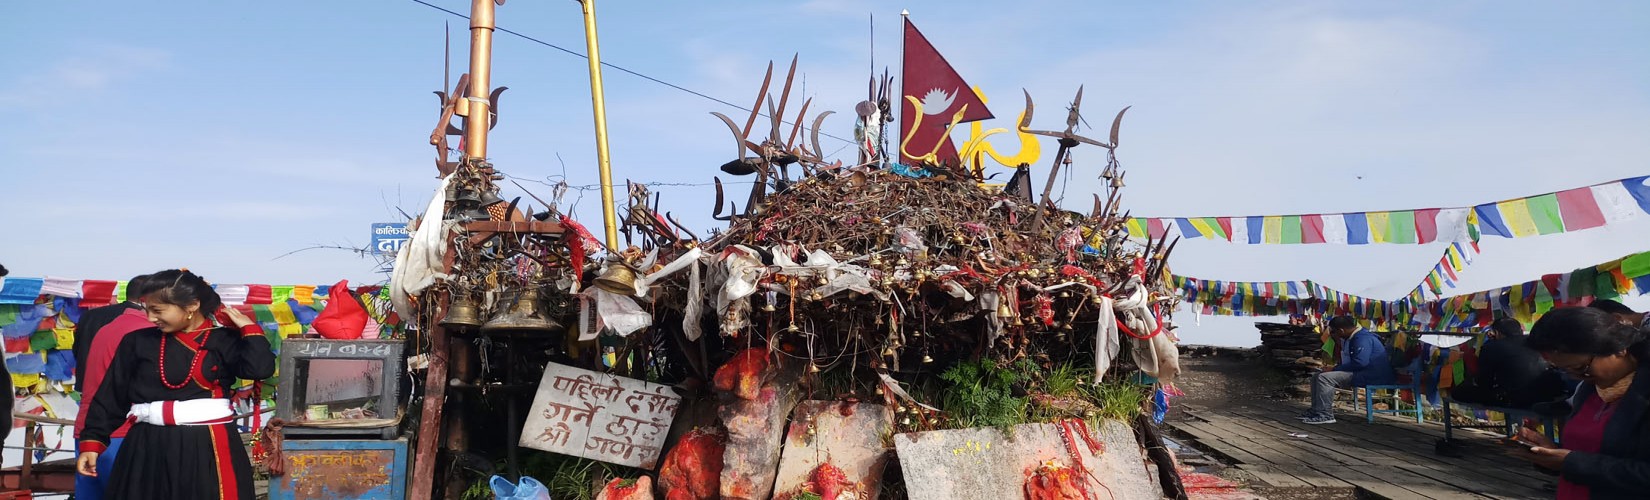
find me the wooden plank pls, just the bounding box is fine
[1399,465,1547,500]
[1215,416,1369,466]
[1199,438,1272,466]
[1218,406,1553,492]
[1232,464,1312,488]
[1317,465,1448,500]
[1269,464,1356,489]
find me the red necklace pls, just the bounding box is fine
[160,325,212,390]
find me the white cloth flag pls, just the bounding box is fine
[1591,182,1645,224]
[1319,214,1348,245]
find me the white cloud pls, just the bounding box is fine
[0,44,169,107]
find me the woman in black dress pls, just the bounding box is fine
[76,269,276,499]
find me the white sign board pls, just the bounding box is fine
[519,363,682,468]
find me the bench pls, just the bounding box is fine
[1359,374,1425,424]
[1441,396,1560,444]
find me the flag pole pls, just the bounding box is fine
[576,0,621,250]
[897,9,908,164]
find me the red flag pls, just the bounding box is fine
[1414,208,1442,244]
[900,17,993,165]
[1301,215,1326,244]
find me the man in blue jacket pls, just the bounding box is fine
[1300,316,1394,424]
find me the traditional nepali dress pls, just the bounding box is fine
[80,323,276,500]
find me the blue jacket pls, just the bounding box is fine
[1335,329,1395,386]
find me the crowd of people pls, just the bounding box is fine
[1295,301,1650,499]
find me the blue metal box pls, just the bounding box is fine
[267,438,408,500]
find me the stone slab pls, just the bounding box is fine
[772,401,895,499]
[894,420,1158,500]
[717,359,804,500]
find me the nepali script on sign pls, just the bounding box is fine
[519,363,682,468]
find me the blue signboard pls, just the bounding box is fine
[371,223,410,255]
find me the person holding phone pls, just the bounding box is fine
[1520,306,1650,499]
[76,269,276,500]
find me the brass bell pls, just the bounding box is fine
[761,302,777,312]
[482,287,564,334]
[901,417,913,426]
[439,293,483,329]
[921,353,934,364]
[477,189,506,207]
[593,264,640,295]
[807,362,821,374]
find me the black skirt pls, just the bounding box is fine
[108,422,255,500]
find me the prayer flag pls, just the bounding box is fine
[1621,176,1650,214]
[1624,252,1650,279]
[1388,210,1417,244]
[1591,178,1648,223]
[1526,193,1565,235]
[1262,216,1283,244]
[80,280,118,308]
[1473,204,1511,238]
[246,285,274,305]
[1414,208,1441,244]
[1148,218,1170,239]
[1191,217,1227,240]
[1126,218,1146,238]
[1344,213,1370,244]
[1497,199,1540,237]
[0,278,43,305]
[293,285,318,305]
[1556,186,1607,231]
[1300,214,1326,244]
[1367,211,1391,243]
[1176,218,1199,239]
[1246,217,1264,244]
[1319,213,1348,244]
[1281,216,1302,244]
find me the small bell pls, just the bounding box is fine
[807,362,821,374]
[921,353,934,364]
[901,417,913,426]
[761,303,777,312]
[882,346,897,357]
[1084,410,1099,419]
[785,324,801,333]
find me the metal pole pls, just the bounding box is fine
[464,0,497,160]
[577,0,621,249]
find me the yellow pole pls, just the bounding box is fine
[577,0,620,249]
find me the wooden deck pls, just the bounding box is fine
[1167,400,1557,499]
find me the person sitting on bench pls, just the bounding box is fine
[1298,316,1394,424]
[1450,318,1571,409]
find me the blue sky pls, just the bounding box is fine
[3,1,1647,345]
